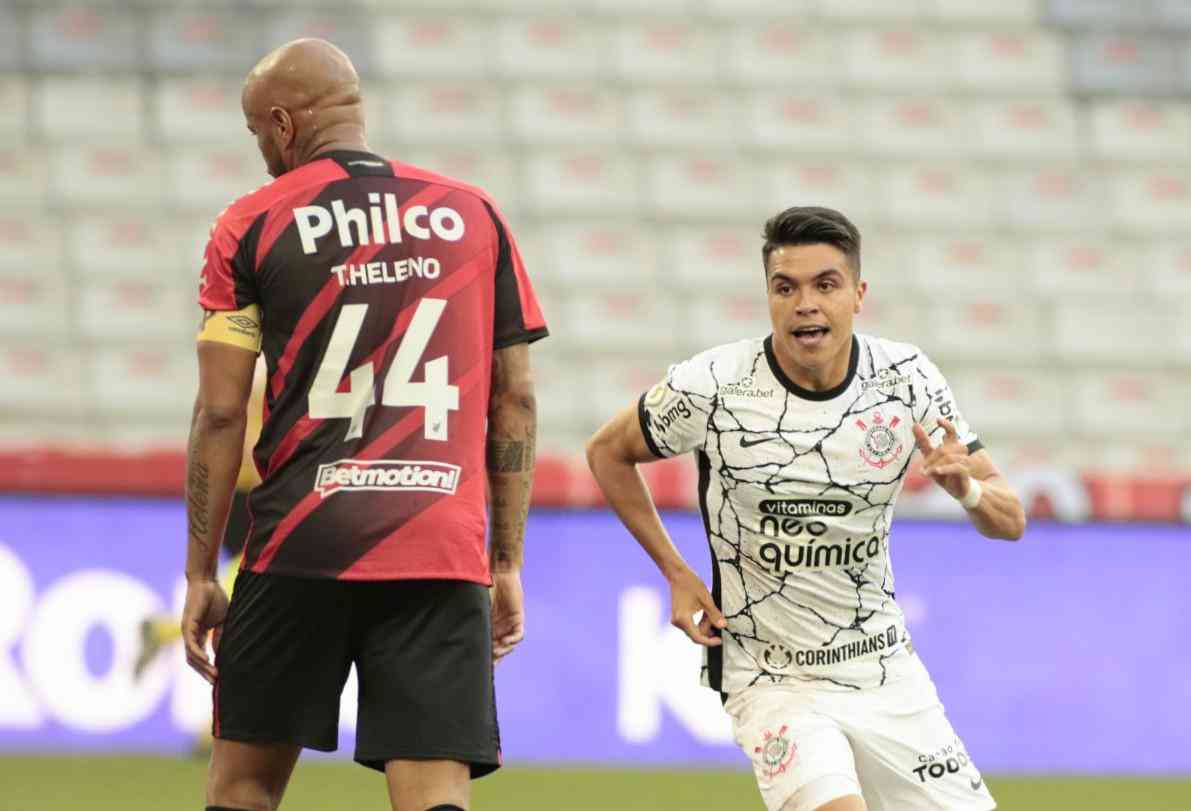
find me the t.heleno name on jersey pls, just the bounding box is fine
[638,333,980,694]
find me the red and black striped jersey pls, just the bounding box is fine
[198,150,547,582]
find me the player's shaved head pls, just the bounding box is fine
[242,38,368,178]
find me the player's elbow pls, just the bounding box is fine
[585,425,619,474]
[195,400,247,432]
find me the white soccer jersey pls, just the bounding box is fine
[638,333,980,695]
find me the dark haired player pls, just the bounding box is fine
[587,207,1024,811]
[182,39,546,811]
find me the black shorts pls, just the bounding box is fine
[213,571,500,776]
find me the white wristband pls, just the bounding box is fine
[959,477,983,510]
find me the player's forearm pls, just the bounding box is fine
[486,382,536,574]
[966,476,1027,541]
[185,401,247,581]
[585,440,690,582]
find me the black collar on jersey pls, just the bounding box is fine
[764,334,859,402]
[318,149,395,177]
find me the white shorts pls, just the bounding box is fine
[726,655,996,811]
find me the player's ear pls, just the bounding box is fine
[269,105,294,147]
[854,278,867,315]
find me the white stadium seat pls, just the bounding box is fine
[373,16,492,78]
[647,154,759,219]
[0,6,22,71]
[154,80,245,143]
[88,346,196,419]
[1047,0,1142,29]
[949,31,1065,92]
[726,25,840,87]
[398,147,521,214]
[509,85,624,146]
[1109,169,1191,234]
[557,285,682,357]
[76,279,188,342]
[628,88,740,148]
[857,96,963,158]
[383,84,505,145]
[0,146,47,207]
[877,164,993,229]
[686,292,770,350]
[51,145,164,209]
[583,355,675,430]
[1025,237,1129,298]
[927,0,1039,24]
[769,161,876,227]
[706,0,814,16]
[928,296,1046,362]
[1087,101,1191,162]
[524,150,639,215]
[581,0,694,12]
[965,98,1080,159]
[905,234,1025,296]
[30,5,138,71]
[0,214,63,277]
[259,14,377,76]
[37,77,144,141]
[1054,299,1174,366]
[166,146,268,212]
[843,28,947,90]
[854,299,929,351]
[0,77,28,140]
[148,11,260,72]
[665,226,760,293]
[818,0,929,21]
[1147,240,1191,297]
[497,17,609,79]
[996,166,1102,232]
[69,216,176,279]
[1071,372,1182,439]
[1070,33,1179,95]
[0,272,70,341]
[948,370,1066,438]
[615,21,720,82]
[537,223,661,287]
[0,346,85,415]
[747,92,856,152]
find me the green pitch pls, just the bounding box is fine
[3,757,1189,810]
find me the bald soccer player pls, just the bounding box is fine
[182,40,547,811]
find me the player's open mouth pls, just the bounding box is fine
[792,326,829,348]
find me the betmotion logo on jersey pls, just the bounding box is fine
[294,195,466,255]
[315,459,461,498]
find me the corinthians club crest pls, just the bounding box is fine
[755,725,797,778]
[856,411,903,470]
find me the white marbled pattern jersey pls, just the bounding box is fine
[638,333,980,694]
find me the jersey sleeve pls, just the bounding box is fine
[913,351,982,454]
[637,355,716,459]
[485,202,549,349]
[198,214,258,313]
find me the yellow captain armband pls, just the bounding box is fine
[197,305,262,353]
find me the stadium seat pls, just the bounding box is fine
[843,28,947,90]
[747,91,856,152]
[768,161,876,227]
[579,0,694,13]
[166,146,268,212]
[76,279,188,342]
[0,214,63,277]
[877,164,993,228]
[260,14,378,76]
[536,222,661,287]
[558,284,683,355]
[705,0,807,16]
[648,154,759,219]
[628,88,740,148]
[665,226,760,293]
[1026,237,1128,298]
[372,16,492,78]
[1147,239,1191,296]
[948,369,1067,438]
[725,25,840,87]
[148,11,260,72]
[1054,299,1173,365]
[30,5,138,71]
[0,77,26,141]
[614,20,720,82]
[927,296,1047,362]
[1109,168,1191,233]
[583,354,675,431]
[524,150,639,215]
[1070,33,1179,95]
[904,234,1026,296]
[1071,372,1180,438]
[927,0,1039,24]
[0,272,70,341]
[1087,100,1191,161]
[1046,0,1148,30]
[69,216,175,280]
[997,166,1101,231]
[686,292,770,350]
[0,6,23,71]
[50,145,163,209]
[965,98,1080,159]
[508,85,624,145]
[0,346,85,415]
[87,346,196,418]
[0,146,47,207]
[398,147,521,214]
[1155,0,1191,30]
[496,17,609,78]
[819,0,929,21]
[949,31,1065,91]
[857,96,963,158]
[853,298,929,350]
[154,79,245,143]
[382,83,504,145]
[37,77,144,141]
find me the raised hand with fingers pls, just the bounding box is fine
[668,566,728,647]
[912,417,976,503]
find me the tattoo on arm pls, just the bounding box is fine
[487,440,527,473]
[187,458,211,556]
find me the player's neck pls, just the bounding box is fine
[302,127,371,165]
[771,333,854,394]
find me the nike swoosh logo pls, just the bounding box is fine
[740,435,778,448]
[970,776,983,791]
